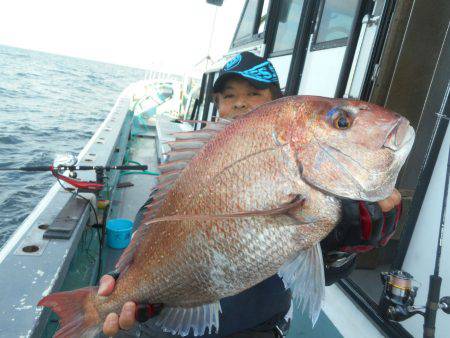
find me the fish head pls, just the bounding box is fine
[286,96,415,201]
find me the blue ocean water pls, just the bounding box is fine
[0,45,145,246]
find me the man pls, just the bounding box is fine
[100,52,401,337]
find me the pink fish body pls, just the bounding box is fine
[39,96,414,337]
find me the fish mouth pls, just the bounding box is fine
[383,118,415,151]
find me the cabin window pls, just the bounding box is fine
[232,0,269,48]
[235,0,259,41]
[311,0,359,51]
[271,0,304,55]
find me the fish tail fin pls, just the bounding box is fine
[38,287,102,338]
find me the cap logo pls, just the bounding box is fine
[224,54,242,71]
[239,61,279,83]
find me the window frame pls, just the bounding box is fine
[283,0,318,95]
[230,0,267,49]
[310,0,361,51]
[189,73,207,121]
[267,0,305,57]
[188,71,219,129]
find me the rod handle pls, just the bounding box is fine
[423,275,442,338]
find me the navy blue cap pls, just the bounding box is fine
[213,51,279,93]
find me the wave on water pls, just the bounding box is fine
[16,71,40,78]
[0,44,145,247]
[17,125,36,131]
[0,86,21,99]
[0,135,24,145]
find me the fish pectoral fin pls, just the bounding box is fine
[155,301,222,336]
[144,196,306,226]
[278,243,325,326]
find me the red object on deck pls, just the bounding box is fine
[50,165,104,191]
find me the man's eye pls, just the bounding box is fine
[249,92,260,96]
[223,94,234,99]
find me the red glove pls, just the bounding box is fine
[320,199,402,285]
[322,200,402,254]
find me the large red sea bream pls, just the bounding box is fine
[39,96,415,337]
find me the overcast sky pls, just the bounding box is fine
[0,0,245,73]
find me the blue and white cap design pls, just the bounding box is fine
[213,51,279,92]
[224,54,242,71]
[238,61,279,83]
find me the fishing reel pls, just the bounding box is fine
[379,270,450,322]
[53,153,78,178]
[51,153,106,192]
[50,153,148,193]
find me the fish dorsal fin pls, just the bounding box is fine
[162,119,229,160]
[278,243,325,325]
[155,302,222,336]
[163,149,197,162]
[158,160,189,173]
[158,170,182,184]
[153,119,230,210]
[170,130,216,140]
[115,120,229,272]
[166,139,207,150]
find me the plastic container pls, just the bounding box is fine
[106,218,133,249]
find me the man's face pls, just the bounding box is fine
[215,78,273,119]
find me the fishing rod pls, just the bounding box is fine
[379,83,450,337]
[0,164,149,172]
[422,131,450,337]
[0,153,150,192]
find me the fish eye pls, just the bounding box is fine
[335,115,350,129]
[327,108,353,130]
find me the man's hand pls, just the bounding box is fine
[98,275,137,337]
[377,188,402,212]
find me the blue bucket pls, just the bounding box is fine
[106,218,133,249]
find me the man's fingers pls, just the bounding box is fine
[98,275,116,296]
[103,313,119,337]
[119,302,137,330]
[378,197,394,212]
[377,189,402,212]
[391,189,402,206]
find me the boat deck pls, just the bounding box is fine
[102,133,159,273]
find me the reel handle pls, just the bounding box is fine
[439,296,450,314]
